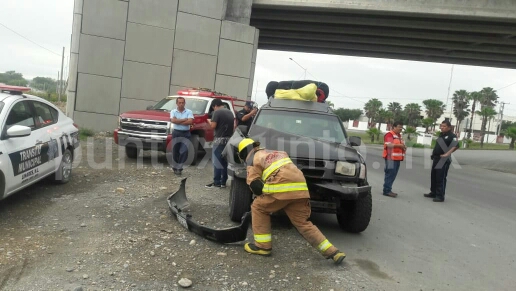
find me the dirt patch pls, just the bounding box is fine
[0,137,385,290]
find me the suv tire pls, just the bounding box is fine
[337,189,372,233]
[229,178,252,222]
[125,146,139,159]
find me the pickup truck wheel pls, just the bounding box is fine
[229,178,252,222]
[187,135,200,166]
[125,146,139,159]
[336,190,372,233]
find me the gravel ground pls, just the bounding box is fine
[0,137,388,291]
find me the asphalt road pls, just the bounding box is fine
[311,146,516,291]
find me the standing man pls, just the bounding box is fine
[236,138,346,264]
[206,99,234,188]
[425,120,459,202]
[170,97,193,176]
[382,121,406,198]
[236,101,257,130]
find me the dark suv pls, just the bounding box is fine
[225,98,372,233]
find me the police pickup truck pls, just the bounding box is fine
[0,84,80,200]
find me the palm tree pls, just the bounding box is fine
[421,118,434,134]
[404,103,422,127]
[404,126,418,141]
[387,102,403,121]
[466,91,482,139]
[365,127,381,143]
[376,109,393,130]
[452,90,470,135]
[422,99,446,130]
[476,107,497,148]
[477,87,498,148]
[363,99,382,128]
[503,126,516,150]
[326,100,335,108]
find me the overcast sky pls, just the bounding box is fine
[1,0,516,117]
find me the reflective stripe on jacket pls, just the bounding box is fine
[383,130,405,161]
[246,149,310,200]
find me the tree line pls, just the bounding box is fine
[331,87,515,149]
[0,70,67,102]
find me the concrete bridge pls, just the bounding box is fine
[67,0,516,131]
[251,0,516,69]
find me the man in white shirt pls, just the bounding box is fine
[170,97,194,175]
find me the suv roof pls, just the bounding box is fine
[263,98,332,113]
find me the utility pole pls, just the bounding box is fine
[59,46,65,102]
[496,101,509,136]
[57,71,59,94]
[445,64,454,119]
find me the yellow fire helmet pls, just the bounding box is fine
[238,138,260,154]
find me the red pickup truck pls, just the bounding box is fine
[114,89,247,165]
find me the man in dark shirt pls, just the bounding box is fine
[236,101,257,130]
[206,99,235,188]
[424,120,459,202]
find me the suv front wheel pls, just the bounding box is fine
[125,146,139,159]
[336,188,372,233]
[229,177,252,222]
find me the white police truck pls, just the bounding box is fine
[0,84,80,200]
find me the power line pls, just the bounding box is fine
[0,22,61,57]
[496,81,516,91]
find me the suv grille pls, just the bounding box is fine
[120,118,168,136]
[292,158,325,168]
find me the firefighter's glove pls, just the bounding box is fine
[249,179,264,195]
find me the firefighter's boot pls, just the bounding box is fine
[244,243,271,256]
[329,250,346,265]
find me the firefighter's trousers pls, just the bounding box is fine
[251,195,338,257]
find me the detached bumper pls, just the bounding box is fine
[167,178,251,244]
[310,181,371,200]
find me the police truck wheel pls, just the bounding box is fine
[125,146,139,159]
[229,178,252,222]
[336,189,372,233]
[186,135,200,166]
[52,148,73,184]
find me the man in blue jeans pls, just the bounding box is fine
[382,121,406,198]
[206,99,234,188]
[170,97,193,175]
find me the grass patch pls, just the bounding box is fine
[348,131,383,145]
[464,142,514,150]
[79,128,95,140]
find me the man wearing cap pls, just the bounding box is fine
[205,99,234,188]
[235,137,346,264]
[236,101,257,130]
[382,121,406,198]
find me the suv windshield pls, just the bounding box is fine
[254,109,348,144]
[152,97,208,115]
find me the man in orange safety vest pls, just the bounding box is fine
[382,121,407,198]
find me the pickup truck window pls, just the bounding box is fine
[152,97,208,115]
[254,109,348,144]
[0,101,4,115]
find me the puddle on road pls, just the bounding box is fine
[354,259,393,281]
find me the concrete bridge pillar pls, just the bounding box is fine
[66,0,258,132]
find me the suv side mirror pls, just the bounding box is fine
[349,136,361,146]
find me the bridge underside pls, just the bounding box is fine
[251,5,516,69]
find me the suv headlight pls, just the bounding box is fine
[167,122,173,134]
[335,161,356,176]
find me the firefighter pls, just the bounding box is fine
[382,121,406,197]
[237,138,346,264]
